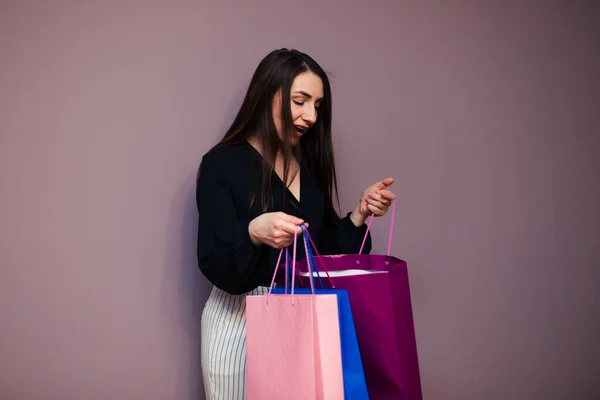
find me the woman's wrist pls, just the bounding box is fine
[248,219,263,246]
[349,206,368,227]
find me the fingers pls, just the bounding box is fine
[368,191,395,209]
[277,212,310,231]
[366,189,397,217]
[272,213,303,237]
[270,223,298,248]
[367,199,385,210]
[378,189,396,200]
[369,191,394,203]
[278,221,303,236]
[279,212,304,226]
[366,199,386,213]
[271,237,294,249]
[271,213,312,248]
[367,203,386,216]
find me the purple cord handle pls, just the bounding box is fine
[267,199,395,302]
[358,198,396,256]
[301,226,335,288]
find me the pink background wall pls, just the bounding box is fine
[1,1,599,399]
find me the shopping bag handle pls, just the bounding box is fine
[275,226,322,294]
[358,198,396,256]
[300,225,335,288]
[266,230,300,304]
[301,225,330,290]
[266,228,320,304]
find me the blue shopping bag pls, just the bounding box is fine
[271,227,369,400]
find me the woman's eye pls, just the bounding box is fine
[293,100,304,106]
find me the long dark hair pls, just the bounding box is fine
[202,48,340,221]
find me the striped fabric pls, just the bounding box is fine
[201,285,269,400]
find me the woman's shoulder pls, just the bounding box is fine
[200,141,257,176]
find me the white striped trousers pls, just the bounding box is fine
[201,285,268,400]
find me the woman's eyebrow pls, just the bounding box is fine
[292,90,324,101]
[292,90,312,98]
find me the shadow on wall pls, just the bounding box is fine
[157,78,253,399]
[160,172,213,399]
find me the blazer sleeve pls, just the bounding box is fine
[195,152,271,294]
[318,207,372,256]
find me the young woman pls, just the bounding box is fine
[196,48,395,399]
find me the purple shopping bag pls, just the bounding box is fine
[292,201,422,400]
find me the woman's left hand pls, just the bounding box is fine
[350,178,396,226]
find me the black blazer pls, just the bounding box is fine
[196,141,371,294]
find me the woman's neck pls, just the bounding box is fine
[247,136,262,154]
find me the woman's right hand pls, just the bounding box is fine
[248,212,306,249]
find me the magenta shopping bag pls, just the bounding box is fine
[292,202,423,400]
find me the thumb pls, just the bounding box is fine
[376,178,394,190]
[282,213,304,225]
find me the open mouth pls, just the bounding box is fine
[295,125,309,137]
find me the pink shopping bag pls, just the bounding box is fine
[246,232,344,400]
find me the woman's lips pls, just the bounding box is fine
[295,126,308,137]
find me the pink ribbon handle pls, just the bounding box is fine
[266,246,285,304]
[358,198,396,256]
[266,229,301,305]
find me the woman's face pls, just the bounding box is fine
[272,71,324,145]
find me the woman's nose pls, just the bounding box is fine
[303,108,317,124]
